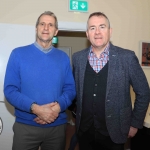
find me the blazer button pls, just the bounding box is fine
[107,115,111,118]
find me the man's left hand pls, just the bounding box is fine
[128,126,138,138]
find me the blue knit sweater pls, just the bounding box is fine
[4,44,76,127]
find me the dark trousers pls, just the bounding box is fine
[130,126,150,150]
[68,132,78,150]
[78,127,124,150]
[12,122,66,150]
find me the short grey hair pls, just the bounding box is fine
[35,11,58,29]
[87,12,110,30]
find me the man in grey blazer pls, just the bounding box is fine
[72,12,150,150]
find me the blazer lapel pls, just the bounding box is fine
[106,44,118,96]
[79,48,90,99]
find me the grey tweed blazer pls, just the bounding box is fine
[72,43,150,144]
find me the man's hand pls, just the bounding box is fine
[51,102,61,113]
[128,126,138,138]
[34,117,47,124]
[32,102,59,124]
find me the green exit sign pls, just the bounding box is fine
[69,0,89,12]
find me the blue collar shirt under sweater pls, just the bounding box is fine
[4,43,76,127]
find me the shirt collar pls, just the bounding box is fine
[34,41,53,53]
[89,43,110,56]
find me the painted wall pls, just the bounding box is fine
[0,0,150,149]
[1,0,150,80]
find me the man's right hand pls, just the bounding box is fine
[32,102,59,124]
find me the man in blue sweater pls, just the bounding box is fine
[4,11,76,150]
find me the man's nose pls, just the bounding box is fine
[44,24,49,30]
[95,28,101,34]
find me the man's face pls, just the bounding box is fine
[86,16,112,49]
[36,15,58,45]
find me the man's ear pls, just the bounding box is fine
[86,31,89,40]
[109,28,112,38]
[54,29,58,36]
